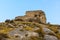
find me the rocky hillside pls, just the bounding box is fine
[0,10,60,40]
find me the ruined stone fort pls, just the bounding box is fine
[15,10,46,24]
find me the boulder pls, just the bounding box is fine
[44,35,58,40]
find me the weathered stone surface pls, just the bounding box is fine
[44,35,58,40]
[15,10,46,24]
[42,27,56,35]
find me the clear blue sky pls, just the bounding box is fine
[0,0,60,24]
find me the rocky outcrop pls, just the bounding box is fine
[44,35,58,40]
[0,10,60,40]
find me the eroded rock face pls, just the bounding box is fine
[42,27,56,35]
[44,35,58,40]
[8,25,40,40]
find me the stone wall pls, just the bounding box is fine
[15,10,46,24]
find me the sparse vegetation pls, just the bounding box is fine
[0,10,60,40]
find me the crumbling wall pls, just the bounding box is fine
[15,10,46,24]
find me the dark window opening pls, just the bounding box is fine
[34,15,37,17]
[39,15,40,17]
